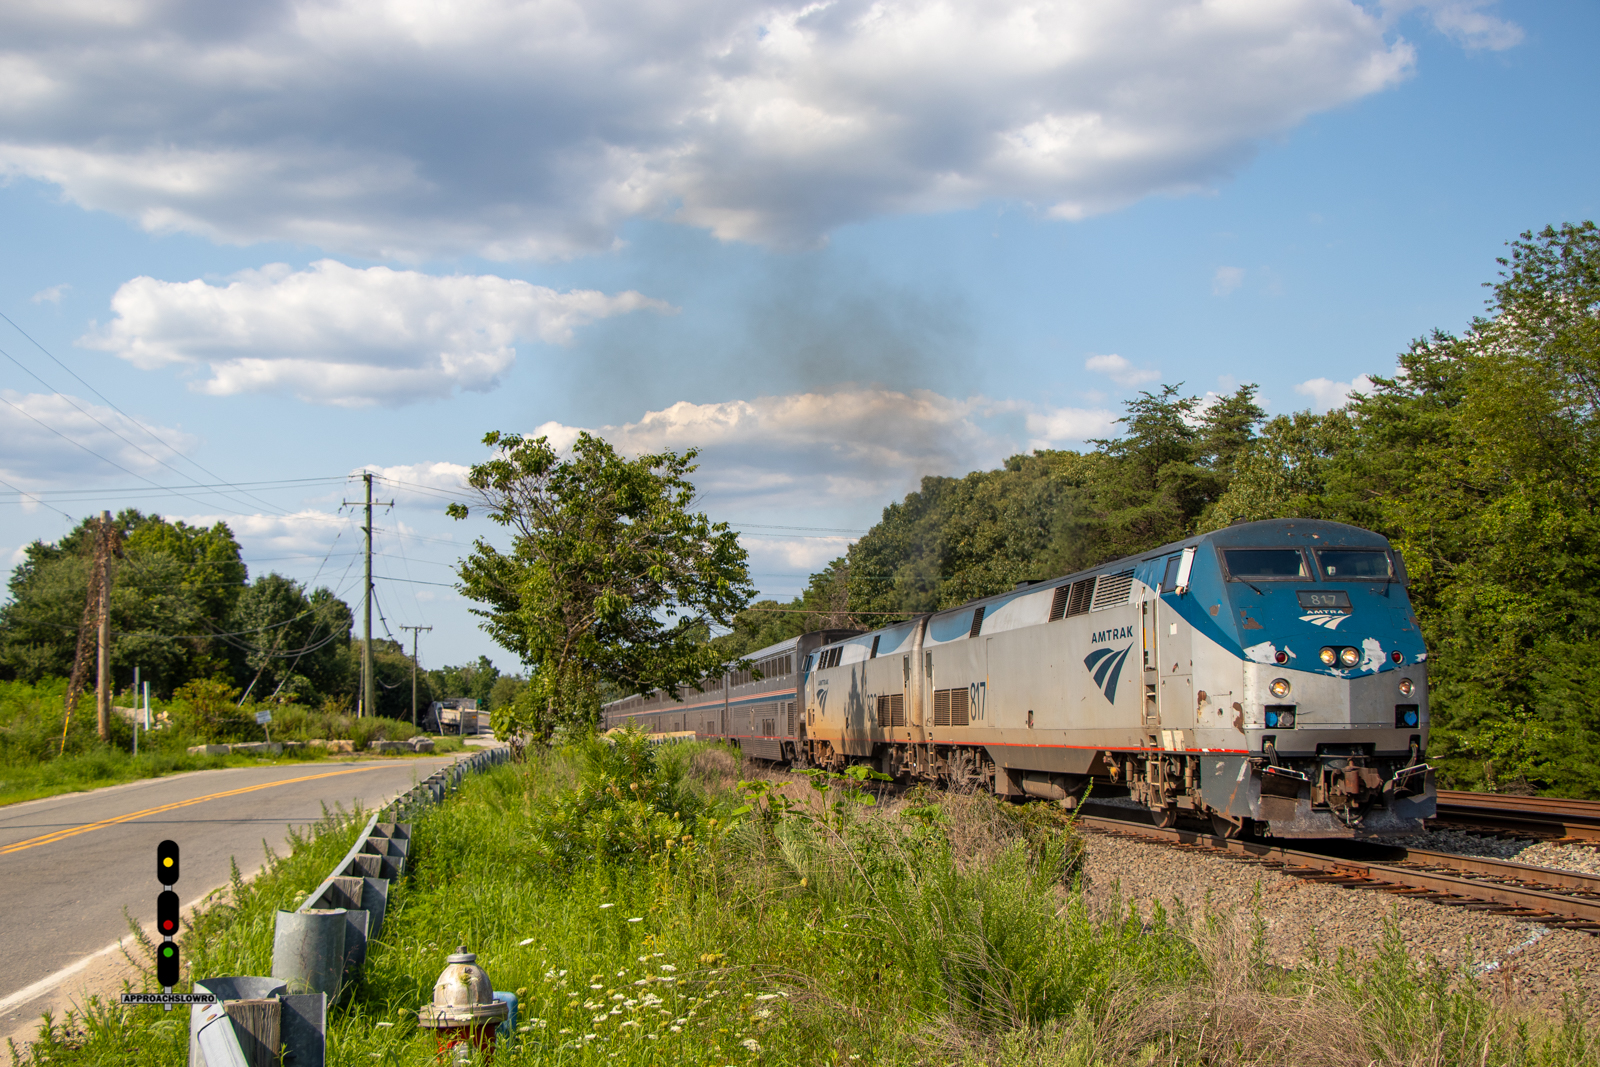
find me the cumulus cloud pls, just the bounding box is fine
[0,389,199,485]
[1212,266,1245,296]
[1295,373,1373,412]
[533,389,1011,508]
[515,387,1118,528]
[1023,405,1120,450]
[81,261,670,407]
[1084,353,1159,388]
[0,0,1432,258]
[355,461,473,507]
[31,283,69,304]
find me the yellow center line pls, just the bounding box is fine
[0,765,390,856]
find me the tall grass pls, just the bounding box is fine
[14,732,1597,1066]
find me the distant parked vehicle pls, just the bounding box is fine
[426,697,488,735]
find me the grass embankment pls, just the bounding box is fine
[0,680,467,807]
[18,734,1598,1066]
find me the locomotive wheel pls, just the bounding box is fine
[1210,814,1251,840]
[1150,806,1177,829]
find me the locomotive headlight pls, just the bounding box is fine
[1269,678,1291,699]
[1320,647,1337,666]
[1398,678,1415,697]
[1339,647,1361,668]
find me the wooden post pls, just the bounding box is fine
[222,999,281,1067]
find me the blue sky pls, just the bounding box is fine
[1,0,1594,674]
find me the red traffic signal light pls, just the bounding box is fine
[157,890,180,938]
[157,840,179,885]
[156,941,180,988]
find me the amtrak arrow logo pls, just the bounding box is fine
[1300,614,1348,630]
[1083,644,1132,703]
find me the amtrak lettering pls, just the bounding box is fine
[1091,626,1135,644]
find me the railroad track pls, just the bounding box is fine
[1433,790,1600,843]
[1075,811,1600,934]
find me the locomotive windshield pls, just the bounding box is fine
[1316,548,1392,579]
[1222,548,1309,580]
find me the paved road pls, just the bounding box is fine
[0,757,457,1038]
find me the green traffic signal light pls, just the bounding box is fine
[156,942,180,987]
[157,840,179,885]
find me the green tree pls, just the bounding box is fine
[1206,222,1600,795]
[427,655,499,707]
[449,431,754,741]
[0,510,247,692]
[224,573,353,705]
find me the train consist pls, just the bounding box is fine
[601,519,1435,838]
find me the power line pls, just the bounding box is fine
[0,308,296,516]
[0,343,277,517]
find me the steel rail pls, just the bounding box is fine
[1074,813,1600,932]
[1433,790,1600,842]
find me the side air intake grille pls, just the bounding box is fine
[877,693,905,727]
[969,607,985,638]
[1066,577,1096,617]
[1091,570,1135,611]
[1049,585,1070,621]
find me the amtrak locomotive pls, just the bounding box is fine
[602,519,1435,838]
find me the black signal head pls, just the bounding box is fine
[157,840,179,885]
[156,941,180,988]
[157,890,180,938]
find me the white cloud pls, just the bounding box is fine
[0,389,199,485]
[31,283,69,304]
[0,0,1427,258]
[1295,373,1373,412]
[516,387,1119,530]
[1023,405,1120,450]
[1212,266,1245,296]
[1387,1,1522,50]
[1085,353,1159,387]
[171,509,353,559]
[355,462,472,507]
[534,389,1011,507]
[81,261,670,407]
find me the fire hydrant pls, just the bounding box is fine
[416,945,509,1063]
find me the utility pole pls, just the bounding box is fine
[343,473,393,720]
[96,510,112,741]
[400,625,432,729]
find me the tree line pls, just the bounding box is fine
[0,509,522,717]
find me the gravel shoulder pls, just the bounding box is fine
[1074,830,1600,1017]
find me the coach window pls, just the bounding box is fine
[1222,549,1310,580]
[1160,555,1182,593]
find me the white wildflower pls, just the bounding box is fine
[628,917,643,923]
[659,964,677,972]
[755,1009,771,1019]
[599,903,615,909]
[741,1038,762,1053]
[670,1025,682,1033]
[520,937,536,946]
[611,993,625,1001]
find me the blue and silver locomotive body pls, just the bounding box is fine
[602,518,1434,838]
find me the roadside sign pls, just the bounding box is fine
[255,710,273,725]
